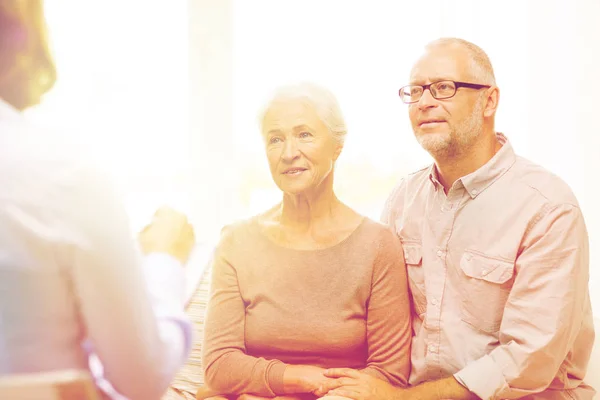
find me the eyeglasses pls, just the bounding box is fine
[399,80,491,104]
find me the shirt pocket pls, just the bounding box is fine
[402,242,427,318]
[458,250,515,334]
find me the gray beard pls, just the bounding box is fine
[417,101,484,159]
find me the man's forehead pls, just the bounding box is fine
[409,47,469,83]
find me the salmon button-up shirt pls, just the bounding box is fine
[381,133,595,399]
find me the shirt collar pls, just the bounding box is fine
[428,164,443,190]
[461,133,516,198]
[428,133,517,198]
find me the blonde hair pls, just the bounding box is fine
[426,37,496,86]
[0,0,56,110]
[259,82,348,146]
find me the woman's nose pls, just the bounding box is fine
[281,139,300,161]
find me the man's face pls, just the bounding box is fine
[408,46,487,158]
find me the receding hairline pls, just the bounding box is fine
[422,37,497,86]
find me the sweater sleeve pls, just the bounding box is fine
[201,226,287,396]
[358,227,412,387]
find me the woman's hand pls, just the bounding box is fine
[316,397,354,400]
[196,385,226,400]
[283,365,333,394]
[237,396,310,400]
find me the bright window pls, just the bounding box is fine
[27,0,191,233]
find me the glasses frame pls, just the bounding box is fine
[399,80,491,104]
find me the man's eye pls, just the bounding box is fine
[299,132,311,138]
[269,137,282,144]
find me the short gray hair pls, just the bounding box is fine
[426,37,497,86]
[259,82,348,146]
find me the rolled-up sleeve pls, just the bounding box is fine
[455,203,591,399]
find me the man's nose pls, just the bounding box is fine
[417,88,437,111]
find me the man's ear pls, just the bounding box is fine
[483,86,500,118]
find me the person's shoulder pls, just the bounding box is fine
[216,213,264,250]
[1,113,92,165]
[359,217,402,250]
[387,164,432,195]
[0,116,109,209]
[382,164,432,220]
[356,218,404,272]
[406,164,433,180]
[512,156,580,207]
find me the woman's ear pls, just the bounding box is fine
[333,143,343,161]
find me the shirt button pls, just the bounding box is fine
[428,344,437,353]
[481,269,489,276]
[466,253,472,261]
[437,250,443,257]
[471,189,478,196]
[431,298,438,306]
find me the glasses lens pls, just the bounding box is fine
[400,85,422,103]
[431,81,456,99]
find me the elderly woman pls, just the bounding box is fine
[191,83,412,400]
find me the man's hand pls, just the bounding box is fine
[138,206,196,264]
[317,368,404,400]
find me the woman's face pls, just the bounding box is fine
[262,99,342,196]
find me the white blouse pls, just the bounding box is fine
[0,99,192,400]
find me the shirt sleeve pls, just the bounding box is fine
[359,228,412,387]
[201,228,287,397]
[454,203,591,399]
[66,165,192,400]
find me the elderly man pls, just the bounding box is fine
[321,38,595,399]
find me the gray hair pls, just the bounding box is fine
[258,82,348,146]
[426,37,497,86]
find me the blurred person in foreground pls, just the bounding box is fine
[0,1,196,399]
